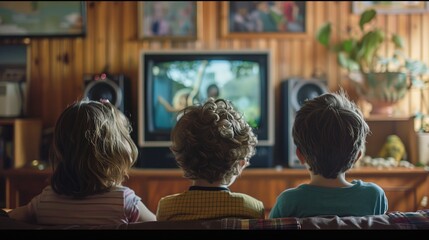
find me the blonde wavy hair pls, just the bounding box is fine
[50,99,138,197]
[171,98,258,184]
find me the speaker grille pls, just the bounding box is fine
[281,78,328,168]
[84,79,122,109]
[83,74,131,117]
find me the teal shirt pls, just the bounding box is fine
[269,180,388,218]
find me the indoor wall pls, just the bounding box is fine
[3,1,427,129]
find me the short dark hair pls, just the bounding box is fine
[292,89,370,178]
[170,98,258,184]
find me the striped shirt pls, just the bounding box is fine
[156,186,265,221]
[28,185,141,225]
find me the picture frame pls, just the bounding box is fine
[0,1,86,38]
[221,1,307,39]
[353,1,429,14]
[138,1,201,40]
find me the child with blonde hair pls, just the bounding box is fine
[8,99,156,225]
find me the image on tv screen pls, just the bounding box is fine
[150,59,262,130]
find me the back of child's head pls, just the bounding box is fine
[50,99,138,197]
[170,98,258,184]
[292,89,370,178]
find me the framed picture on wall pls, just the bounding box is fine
[353,1,429,14]
[138,1,201,40]
[221,1,307,39]
[0,1,86,38]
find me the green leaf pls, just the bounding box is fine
[316,23,331,47]
[359,9,376,31]
[360,30,384,67]
[348,60,360,71]
[337,52,349,68]
[342,39,356,53]
[392,34,404,49]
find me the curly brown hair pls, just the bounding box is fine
[50,99,138,198]
[170,98,258,184]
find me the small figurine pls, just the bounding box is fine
[378,135,406,162]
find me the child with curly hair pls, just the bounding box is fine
[156,98,265,221]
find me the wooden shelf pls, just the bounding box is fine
[365,115,414,121]
[364,116,418,164]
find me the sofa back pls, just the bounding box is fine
[1,209,429,230]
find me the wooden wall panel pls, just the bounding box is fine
[48,40,61,126]
[83,1,96,75]
[72,38,84,102]
[106,2,122,74]
[2,1,427,135]
[94,2,107,73]
[60,39,73,108]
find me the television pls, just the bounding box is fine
[137,49,274,168]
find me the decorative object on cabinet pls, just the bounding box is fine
[316,8,429,116]
[352,1,429,14]
[220,1,307,39]
[137,1,200,40]
[378,135,406,163]
[0,1,86,38]
[364,115,418,166]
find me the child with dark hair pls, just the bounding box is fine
[8,99,156,225]
[156,98,265,221]
[269,90,388,218]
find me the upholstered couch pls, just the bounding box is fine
[1,209,428,230]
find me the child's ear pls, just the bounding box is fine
[239,159,248,168]
[296,147,306,165]
[235,160,247,175]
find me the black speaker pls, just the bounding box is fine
[280,78,328,168]
[83,73,131,117]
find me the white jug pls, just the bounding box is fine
[0,81,23,117]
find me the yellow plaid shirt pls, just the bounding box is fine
[156,186,265,221]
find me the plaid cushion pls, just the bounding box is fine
[221,218,300,230]
[387,209,429,229]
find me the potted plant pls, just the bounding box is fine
[316,9,429,115]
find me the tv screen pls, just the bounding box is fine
[138,50,274,168]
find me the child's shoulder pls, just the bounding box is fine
[159,192,185,202]
[351,179,385,192]
[230,192,264,204]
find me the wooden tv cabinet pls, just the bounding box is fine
[4,167,429,214]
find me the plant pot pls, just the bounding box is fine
[349,71,409,115]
